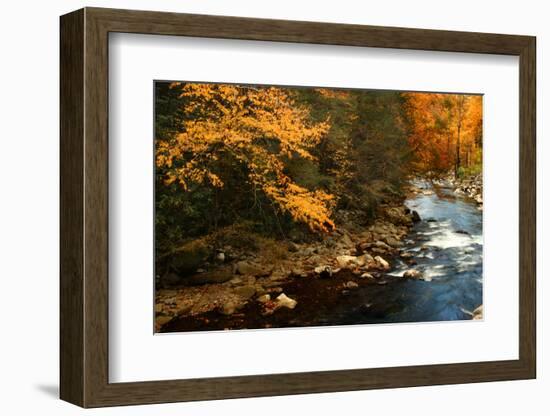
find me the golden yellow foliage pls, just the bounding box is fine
[156,83,335,232]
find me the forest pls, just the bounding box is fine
[154,81,483,332]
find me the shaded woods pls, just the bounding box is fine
[154,82,483,331]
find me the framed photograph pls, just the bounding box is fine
[60,7,536,408]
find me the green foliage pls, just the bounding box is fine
[155,83,415,259]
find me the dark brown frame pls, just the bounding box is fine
[60,7,536,408]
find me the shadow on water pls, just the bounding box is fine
[332,178,483,325]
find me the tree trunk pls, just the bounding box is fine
[455,121,461,178]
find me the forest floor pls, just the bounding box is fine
[155,175,483,333]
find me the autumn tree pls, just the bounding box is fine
[156,83,334,237]
[404,92,482,177]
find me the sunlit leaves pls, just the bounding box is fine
[156,83,334,232]
[404,92,482,174]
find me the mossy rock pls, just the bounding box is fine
[168,240,210,274]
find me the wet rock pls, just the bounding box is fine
[255,285,267,296]
[336,254,373,269]
[314,265,333,278]
[455,230,470,235]
[234,261,271,277]
[359,272,374,279]
[336,255,357,269]
[187,267,234,285]
[384,236,403,248]
[374,255,390,270]
[275,293,297,309]
[400,251,414,259]
[403,269,423,280]
[426,218,437,223]
[234,285,256,299]
[411,210,421,223]
[257,294,271,303]
[220,301,243,316]
[344,281,359,289]
[374,240,393,251]
[168,240,210,275]
[472,305,483,320]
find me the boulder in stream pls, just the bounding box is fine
[275,293,297,310]
[314,265,333,278]
[472,305,483,320]
[403,269,423,280]
[374,255,390,270]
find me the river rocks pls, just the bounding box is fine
[233,285,256,300]
[450,173,483,205]
[168,239,211,275]
[385,206,413,226]
[403,269,423,280]
[344,281,359,289]
[276,293,297,309]
[257,294,271,303]
[287,241,300,253]
[336,255,357,269]
[186,267,234,285]
[400,251,414,259]
[374,240,393,251]
[455,229,469,235]
[472,305,483,320]
[340,233,354,248]
[336,254,375,269]
[411,210,421,223]
[262,293,297,315]
[314,265,333,278]
[384,236,403,248]
[159,272,182,288]
[374,255,390,270]
[359,272,374,279]
[155,315,173,331]
[234,260,271,277]
[290,268,308,278]
[219,301,242,316]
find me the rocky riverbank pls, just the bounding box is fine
[155,201,425,332]
[449,173,483,207]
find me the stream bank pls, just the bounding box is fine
[156,176,483,332]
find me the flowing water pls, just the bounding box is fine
[332,178,483,325]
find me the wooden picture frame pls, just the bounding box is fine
[60,7,536,408]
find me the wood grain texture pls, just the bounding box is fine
[59,8,84,407]
[59,7,537,408]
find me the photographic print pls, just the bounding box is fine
[154,81,483,333]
